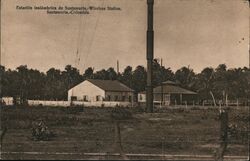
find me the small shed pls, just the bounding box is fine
[138,81,197,105]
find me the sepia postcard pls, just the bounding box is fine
[0,0,249,160]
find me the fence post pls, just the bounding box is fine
[219,102,222,113]
[215,108,229,161]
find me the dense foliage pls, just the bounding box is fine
[0,60,249,102]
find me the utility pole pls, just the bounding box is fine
[248,44,250,69]
[146,0,154,113]
[161,58,163,107]
[117,60,119,74]
[0,0,1,66]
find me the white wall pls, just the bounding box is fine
[1,97,14,105]
[27,100,132,107]
[28,100,70,107]
[137,93,170,105]
[73,101,132,107]
[68,80,105,102]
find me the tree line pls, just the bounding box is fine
[1,59,249,103]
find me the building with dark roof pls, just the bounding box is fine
[87,79,133,92]
[68,79,134,106]
[138,81,197,105]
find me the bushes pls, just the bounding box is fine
[31,120,56,141]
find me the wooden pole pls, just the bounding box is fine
[215,109,228,161]
[225,93,228,107]
[161,58,163,107]
[146,0,154,113]
[0,0,1,66]
[180,94,183,105]
[248,44,250,69]
[117,60,119,74]
[113,121,128,160]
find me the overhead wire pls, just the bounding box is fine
[75,0,88,70]
[82,0,105,71]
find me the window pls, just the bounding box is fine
[107,95,111,101]
[139,95,143,100]
[115,95,119,101]
[83,95,88,102]
[122,96,126,101]
[71,96,77,101]
[164,94,170,101]
[96,95,101,101]
[129,96,132,102]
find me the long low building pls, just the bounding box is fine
[138,81,197,105]
[68,79,135,107]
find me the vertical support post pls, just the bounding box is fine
[225,93,228,107]
[220,110,228,142]
[219,102,222,113]
[146,0,154,113]
[180,94,183,105]
[0,0,1,66]
[161,58,163,107]
[131,93,134,108]
[113,121,128,159]
[215,109,229,161]
[117,60,119,74]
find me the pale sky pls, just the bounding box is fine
[1,0,249,73]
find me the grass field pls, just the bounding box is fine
[0,105,249,160]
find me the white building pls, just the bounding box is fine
[0,97,14,106]
[68,79,135,107]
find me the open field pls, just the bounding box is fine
[0,105,249,160]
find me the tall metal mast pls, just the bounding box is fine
[146,0,154,113]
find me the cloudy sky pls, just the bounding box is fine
[1,0,249,73]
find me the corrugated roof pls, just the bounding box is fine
[140,84,197,95]
[87,79,134,92]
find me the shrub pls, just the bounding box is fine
[31,120,56,141]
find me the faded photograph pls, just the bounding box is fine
[0,0,249,160]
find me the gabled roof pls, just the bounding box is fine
[140,84,197,95]
[154,84,197,94]
[87,79,134,92]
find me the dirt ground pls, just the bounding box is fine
[0,105,249,160]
